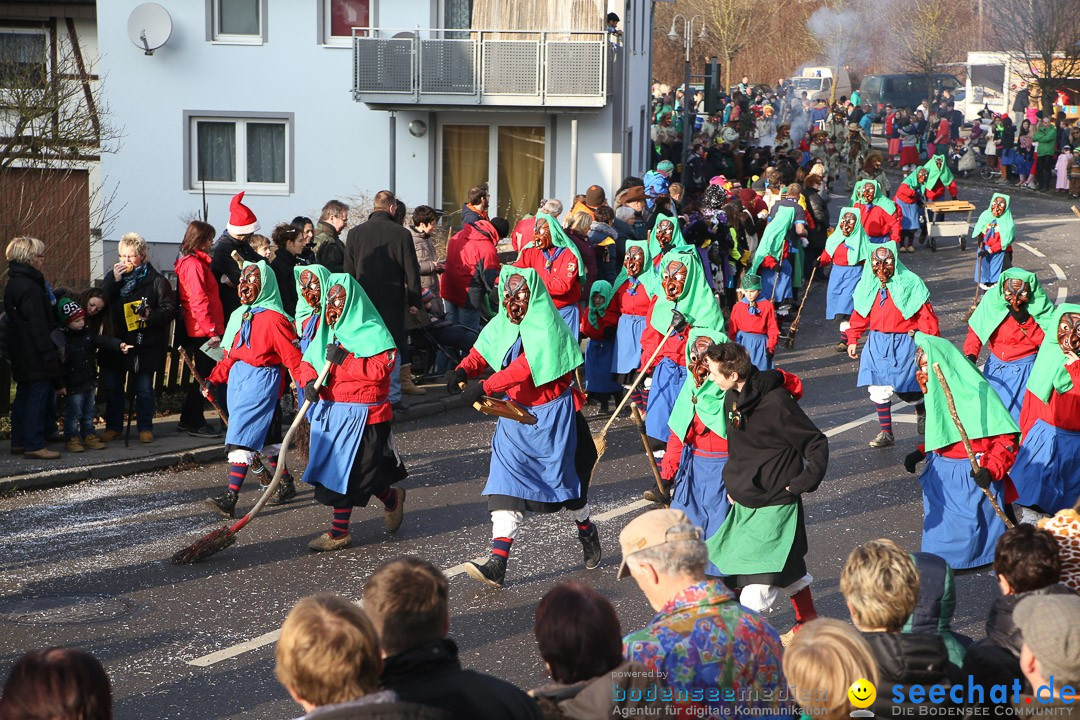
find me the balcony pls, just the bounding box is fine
[352,28,613,110]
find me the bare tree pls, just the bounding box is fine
[989,0,1080,115]
[892,0,968,105]
[690,0,787,92]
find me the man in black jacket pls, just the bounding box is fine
[313,199,349,273]
[363,557,542,720]
[704,342,827,639]
[344,190,422,408]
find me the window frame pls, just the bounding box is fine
[207,0,268,45]
[318,0,375,48]
[184,111,295,195]
[0,25,48,90]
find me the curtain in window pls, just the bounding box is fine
[443,0,473,29]
[219,0,260,35]
[197,121,236,182]
[441,125,489,218]
[330,0,370,37]
[497,126,544,222]
[247,122,286,184]
[0,32,46,88]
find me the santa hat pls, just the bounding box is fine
[226,191,259,236]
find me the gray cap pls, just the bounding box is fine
[1014,593,1080,686]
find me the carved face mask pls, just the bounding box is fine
[1059,312,1080,355]
[624,245,645,277]
[689,335,714,389]
[871,247,895,286]
[991,196,1007,218]
[656,220,674,252]
[662,260,688,302]
[914,347,929,394]
[840,211,856,237]
[1002,278,1030,313]
[917,169,929,185]
[238,265,262,305]
[860,183,876,205]
[935,156,944,170]
[325,283,347,327]
[503,273,530,325]
[534,219,553,250]
[299,270,322,311]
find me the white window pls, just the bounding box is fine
[188,115,292,194]
[322,0,371,46]
[0,28,47,89]
[210,0,265,44]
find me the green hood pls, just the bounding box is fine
[612,237,652,293]
[901,168,927,192]
[971,193,1016,250]
[913,332,1019,453]
[851,179,897,215]
[825,207,872,265]
[852,243,931,320]
[221,260,286,351]
[649,247,726,333]
[1026,304,1080,404]
[323,273,396,358]
[749,204,794,275]
[668,327,729,441]
[293,264,331,332]
[587,279,616,329]
[643,214,690,296]
[923,154,955,189]
[528,213,585,282]
[473,266,583,386]
[967,267,1055,345]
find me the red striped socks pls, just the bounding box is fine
[375,487,398,511]
[492,537,513,559]
[576,519,596,539]
[875,403,893,434]
[330,507,352,538]
[227,463,248,493]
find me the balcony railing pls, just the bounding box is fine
[352,28,612,109]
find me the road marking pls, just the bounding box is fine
[1017,242,1046,258]
[1013,216,1080,226]
[1058,287,1069,304]
[187,629,282,668]
[1050,263,1067,281]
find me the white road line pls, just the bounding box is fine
[1013,217,1080,226]
[1050,263,1067,281]
[1058,287,1069,304]
[187,629,282,667]
[1017,242,1046,258]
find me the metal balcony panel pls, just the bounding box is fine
[419,39,476,95]
[353,37,414,95]
[545,41,603,97]
[482,41,539,96]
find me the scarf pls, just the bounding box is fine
[295,264,334,372]
[922,154,955,189]
[649,247,726,333]
[220,260,286,352]
[967,267,1054,345]
[528,213,585,282]
[667,327,729,441]
[824,207,872,265]
[1026,304,1080,404]
[749,204,794,275]
[971,193,1016,251]
[851,179,897,215]
[120,263,149,299]
[322,273,396,358]
[587,279,616,329]
[852,243,931,320]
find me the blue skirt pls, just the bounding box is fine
[897,198,921,231]
[224,361,282,450]
[736,331,772,371]
[868,234,891,245]
[920,453,1007,569]
[984,352,1036,423]
[761,259,793,303]
[614,314,647,373]
[645,358,686,443]
[825,264,862,319]
[671,445,731,577]
[306,400,371,495]
[1011,419,1080,513]
[558,304,580,335]
[485,389,581,504]
[585,338,621,393]
[857,330,920,392]
[975,250,1007,286]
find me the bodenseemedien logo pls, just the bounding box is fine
[849,678,876,718]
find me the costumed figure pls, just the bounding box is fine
[580,279,622,413]
[893,168,928,253]
[846,245,940,448]
[514,213,585,333]
[843,123,871,191]
[1009,305,1080,517]
[728,274,779,371]
[203,261,316,516]
[964,268,1053,422]
[612,239,653,408]
[643,215,690,292]
[451,268,599,588]
[854,151,891,198]
[852,179,901,245]
[922,154,958,204]
[302,273,408,552]
[774,124,794,159]
[972,193,1015,288]
[809,130,835,186]
[748,205,795,310]
[903,333,1019,569]
[294,264,332,357]
[819,207,871,352]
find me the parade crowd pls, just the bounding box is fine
[3,82,1080,720]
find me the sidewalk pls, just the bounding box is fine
[0,379,467,493]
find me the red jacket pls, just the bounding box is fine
[818,240,862,267]
[846,294,940,345]
[662,414,729,479]
[175,250,225,339]
[207,309,316,390]
[440,221,501,307]
[963,315,1044,362]
[728,299,780,353]
[639,296,689,371]
[976,224,1011,254]
[856,202,901,243]
[613,278,651,317]
[1018,362,1080,436]
[511,217,534,253]
[580,303,620,341]
[514,245,582,308]
[319,349,395,424]
[919,433,1020,502]
[894,182,921,205]
[458,347,585,409]
[925,179,958,202]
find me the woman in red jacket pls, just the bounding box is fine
[439,219,501,333]
[174,220,225,439]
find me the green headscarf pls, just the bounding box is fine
[612,237,652,292]
[749,204,794,275]
[825,206,872,265]
[851,179,897,215]
[667,327,729,441]
[528,213,585,282]
[293,264,331,333]
[221,260,286,352]
[852,243,931,320]
[646,213,689,260]
[971,193,1016,250]
[323,272,396,358]
[901,168,927,192]
[1026,304,1080,404]
[967,267,1055,345]
[913,332,1019,453]
[473,266,583,386]
[649,247,726,333]
[922,154,955,190]
[586,279,616,329]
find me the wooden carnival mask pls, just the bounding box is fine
[238,264,262,305]
[689,335,715,389]
[534,218,553,250]
[859,182,876,205]
[299,269,322,311]
[917,168,929,185]
[1002,278,1030,313]
[503,273,530,325]
[1059,312,1080,355]
[662,259,688,302]
[624,245,645,278]
[991,196,1007,218]
[914,346,929,394]
[871,247,895,286]
[840,211,857,237]
[325,283,347,327]
[656,219,675,252]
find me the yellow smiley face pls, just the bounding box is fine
[848,678,877,709]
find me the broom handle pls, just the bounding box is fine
[177,347,228,427]
[787,264,817,342]
[599,322,678,438]
[631,402,666,496]
[932,362,1013,528]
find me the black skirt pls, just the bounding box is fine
[313,421,407,508]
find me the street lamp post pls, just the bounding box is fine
[668,14,706,188]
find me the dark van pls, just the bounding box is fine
[859,74,961,110]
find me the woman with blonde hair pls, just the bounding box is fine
[783,618,880,720]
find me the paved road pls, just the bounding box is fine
[1,176,1076,720]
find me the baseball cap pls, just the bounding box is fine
[617,508,702,579]
[1014,593,1080,686]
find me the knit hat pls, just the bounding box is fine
[226,191,259,236]
[1013,594,1080,686]
[57,296,84,325]
[420,287,436,305]
[741,273,762,291]
[657,160,675,174]
[585,184,606,209]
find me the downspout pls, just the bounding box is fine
[388,111,397,194]
[570,116,579,200]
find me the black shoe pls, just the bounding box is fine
[643,480,672,505]
[188,425,223,439]
[580,528,602,570]
[465,554,507,588]
[391,401,408,413]
[176,422,193,433]
[265,477,297,506]
[204,489,238,518]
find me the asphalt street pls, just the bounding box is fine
[0,173,1077,720]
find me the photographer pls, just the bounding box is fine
[100,232,176,444]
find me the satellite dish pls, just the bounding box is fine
[127,3,172,56]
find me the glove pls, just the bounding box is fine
[800,238,809,248]
[965,354,978,364]
[303,379,320,404]
[904,449,925,474]
[818,252,831,267]
[325,343,347,366]
[766,350,774,361]
[461,380,485,406]
[670,310,688,333]
[978,249,989,258]
[971,466,993,489]
[446,368,467,394]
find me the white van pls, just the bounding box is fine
[789,66,853,103]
